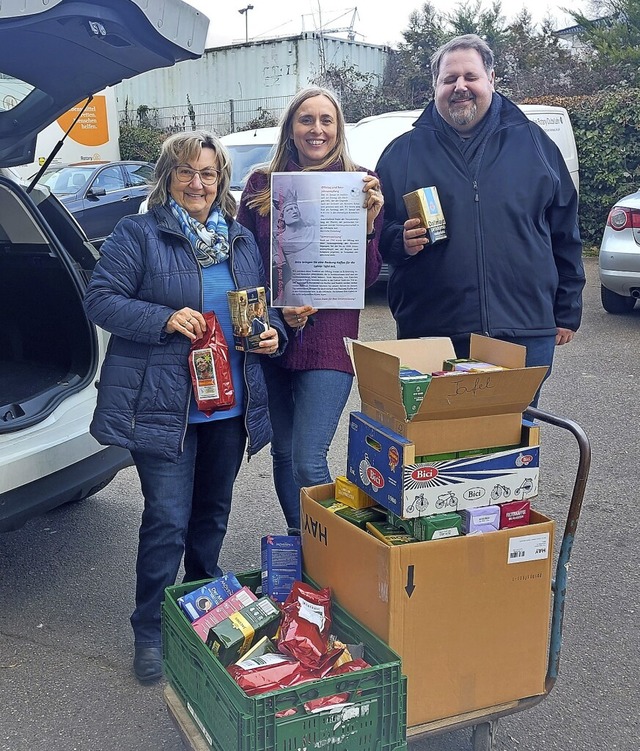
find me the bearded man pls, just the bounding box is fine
[376,34,585,405]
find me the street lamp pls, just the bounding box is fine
[238,4,254,43]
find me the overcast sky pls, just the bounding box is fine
[184,1,581,49]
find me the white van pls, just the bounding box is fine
[347,104,580,193]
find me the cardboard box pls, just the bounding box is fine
[301,483,554,727]
[347,411,540,519]
[177,572,243,621]
[191,586,258,642]
[334,475,377,509]
[319,498,387,529]
[206,596,281,666]
[353,335,547,454]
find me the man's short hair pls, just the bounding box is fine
[430,34,495,86]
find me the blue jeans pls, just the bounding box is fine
[451,334,556,407]
[130,417,246,647]
[263,363,353,530]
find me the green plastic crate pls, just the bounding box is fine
[162,570,407,751]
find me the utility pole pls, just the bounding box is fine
[238,4,254,43]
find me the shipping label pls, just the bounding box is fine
[507,532,550,563]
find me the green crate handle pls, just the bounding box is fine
[336,676,369,691]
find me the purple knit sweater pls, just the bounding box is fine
[237,159,383,375]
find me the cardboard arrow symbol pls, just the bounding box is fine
[405,564,415,597]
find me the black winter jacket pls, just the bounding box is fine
[83,205,287,461]
[376,94,585,340]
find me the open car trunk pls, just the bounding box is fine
[0,176,97,432]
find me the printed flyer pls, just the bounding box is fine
[270,171,367,308]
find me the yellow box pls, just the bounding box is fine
[334,475,376,509]
[402,186,447,244]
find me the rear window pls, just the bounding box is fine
[0,73,33,113]
[226,144,274,190]
[39,166,94,195]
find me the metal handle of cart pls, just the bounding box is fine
[408,407,591,751]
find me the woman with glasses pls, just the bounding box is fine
[83,130,287,684]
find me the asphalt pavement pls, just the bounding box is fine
[0,257,638,751]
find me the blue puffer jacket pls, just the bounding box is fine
[83,205,287,462]
[377,94,585,340]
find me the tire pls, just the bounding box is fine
[472,721,497,751]
[601,285,636,314]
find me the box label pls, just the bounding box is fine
[508,532,550,563]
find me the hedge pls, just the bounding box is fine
[524,91,640,250]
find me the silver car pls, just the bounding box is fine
[0,0,207,531]
[599,191,640,313]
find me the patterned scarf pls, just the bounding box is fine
[169,197,230,266]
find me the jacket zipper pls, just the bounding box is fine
[472,178,489,334]
[228,233,253,460]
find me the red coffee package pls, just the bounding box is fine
[189,311,235,416]
[278,581,342,670]
[228,649,346,697]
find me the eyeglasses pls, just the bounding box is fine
[173,166,219,185]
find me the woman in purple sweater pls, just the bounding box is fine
[237,86,383,530]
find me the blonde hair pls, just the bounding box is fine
[148,130,237,219]
[246,87,357,216]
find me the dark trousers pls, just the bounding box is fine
[130,417,246,646]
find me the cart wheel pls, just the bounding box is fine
[471,721,496,751]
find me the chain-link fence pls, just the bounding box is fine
[120,95,294,136]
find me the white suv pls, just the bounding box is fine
[0,0,208,531]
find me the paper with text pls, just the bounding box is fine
[270,171,367,308]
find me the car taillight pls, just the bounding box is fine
[607,206,640,231]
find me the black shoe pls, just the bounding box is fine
[133,646,163,683]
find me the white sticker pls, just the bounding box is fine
[507,532,550,563]
[236,653,292,670]
[298,596,327,631]
[432,527,459,539]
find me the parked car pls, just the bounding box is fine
[37,160,155,247]
[598,192,640,313]
[0,0,207,532]
[220,126,280,203]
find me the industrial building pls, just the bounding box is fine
[114,33,390,134]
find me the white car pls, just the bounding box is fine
[598,191,640,314]
[220,126,281,204]
[0,0,208,531]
